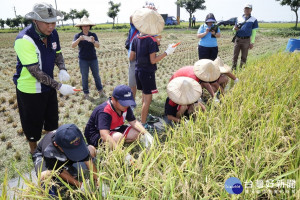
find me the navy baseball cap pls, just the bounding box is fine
[112,85,136,107]
[54,124,89,162]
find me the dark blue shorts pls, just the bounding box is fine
[135,70,158,94]
[198,45,218,61]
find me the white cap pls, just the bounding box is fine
[244,4,252,9]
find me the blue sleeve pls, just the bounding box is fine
[92,33,99,42]
[125,107,136,122]
[217,27,221,33]
[198,24,204,34]
[98,112,112,130]
[73,33,79,42]
[148,38,159,54]
[253,20,259,29]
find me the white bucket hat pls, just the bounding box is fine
[167,77,202,105]
[193,59,220,82]
[75,16,96,27]
[25,3,63,23]
[213,57,232,73]
[132,8,164,35]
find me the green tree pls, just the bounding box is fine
[107,1,121,28]
[77,9,90,19]
[61,11,70,27]
[0,19,5,29]
[176,0,206,28]
[15,15,23,29]
[22,17,31,28]
[5,18,14,29]
[69,9,79,27]
[276,0,300,28]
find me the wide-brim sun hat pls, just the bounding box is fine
[25,3,63,23]
[167,77,202,105]
[75,16,96,27]
[214,57,232,73]
[205,13,216,23]
[132,8,164,35]
[193,59,220,82]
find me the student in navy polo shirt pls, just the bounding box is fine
[129,8,177,130]
[84,85,150,149]
[13,3,74,154]
[232,4,258,70]
[72,16,104,99]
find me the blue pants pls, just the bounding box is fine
[198,45,218,61]
[79,59,103,94]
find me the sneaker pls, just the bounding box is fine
[143,123,155,133]
[146,114,160,123]
[98,90,107,98]
[84,93,90,100]
[234,78,239,84]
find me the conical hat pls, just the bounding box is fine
[132,8,164,35]
[167,77,202,105]
[75,16,96,27]
[193,59,220,82]
[214,57,232,73]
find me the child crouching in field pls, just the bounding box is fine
[129,8,177,131]
[164,77,205,125]
[214,57,239,87]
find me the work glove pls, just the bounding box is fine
[80,179,92,193]
[101,183,110,198]
[58,69,70,82]
[125,153,135,166]
[140,132,154,149]
[165,44,176,55]
[59,84,74,95]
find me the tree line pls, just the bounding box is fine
[0,1,121,29]
[0,9,90,29]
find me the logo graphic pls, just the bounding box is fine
[47,8,54,17]
[225,177,243,194]
[124,92,131,97]
[52,42,57,50]
[70,137,80,146]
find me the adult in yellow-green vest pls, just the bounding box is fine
[13,3,74,154]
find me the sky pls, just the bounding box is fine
[0,0,296,25]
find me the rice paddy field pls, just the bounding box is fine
[0,25,299,199]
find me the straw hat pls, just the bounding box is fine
[25,3,63,23]
[75,16,96,27]
[193,59,220,82]
[214,57,232,73]
[167,77,202,105]
[132,8,164,35]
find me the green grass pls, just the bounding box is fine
[0,26,298,198]
[2,51,299,199]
